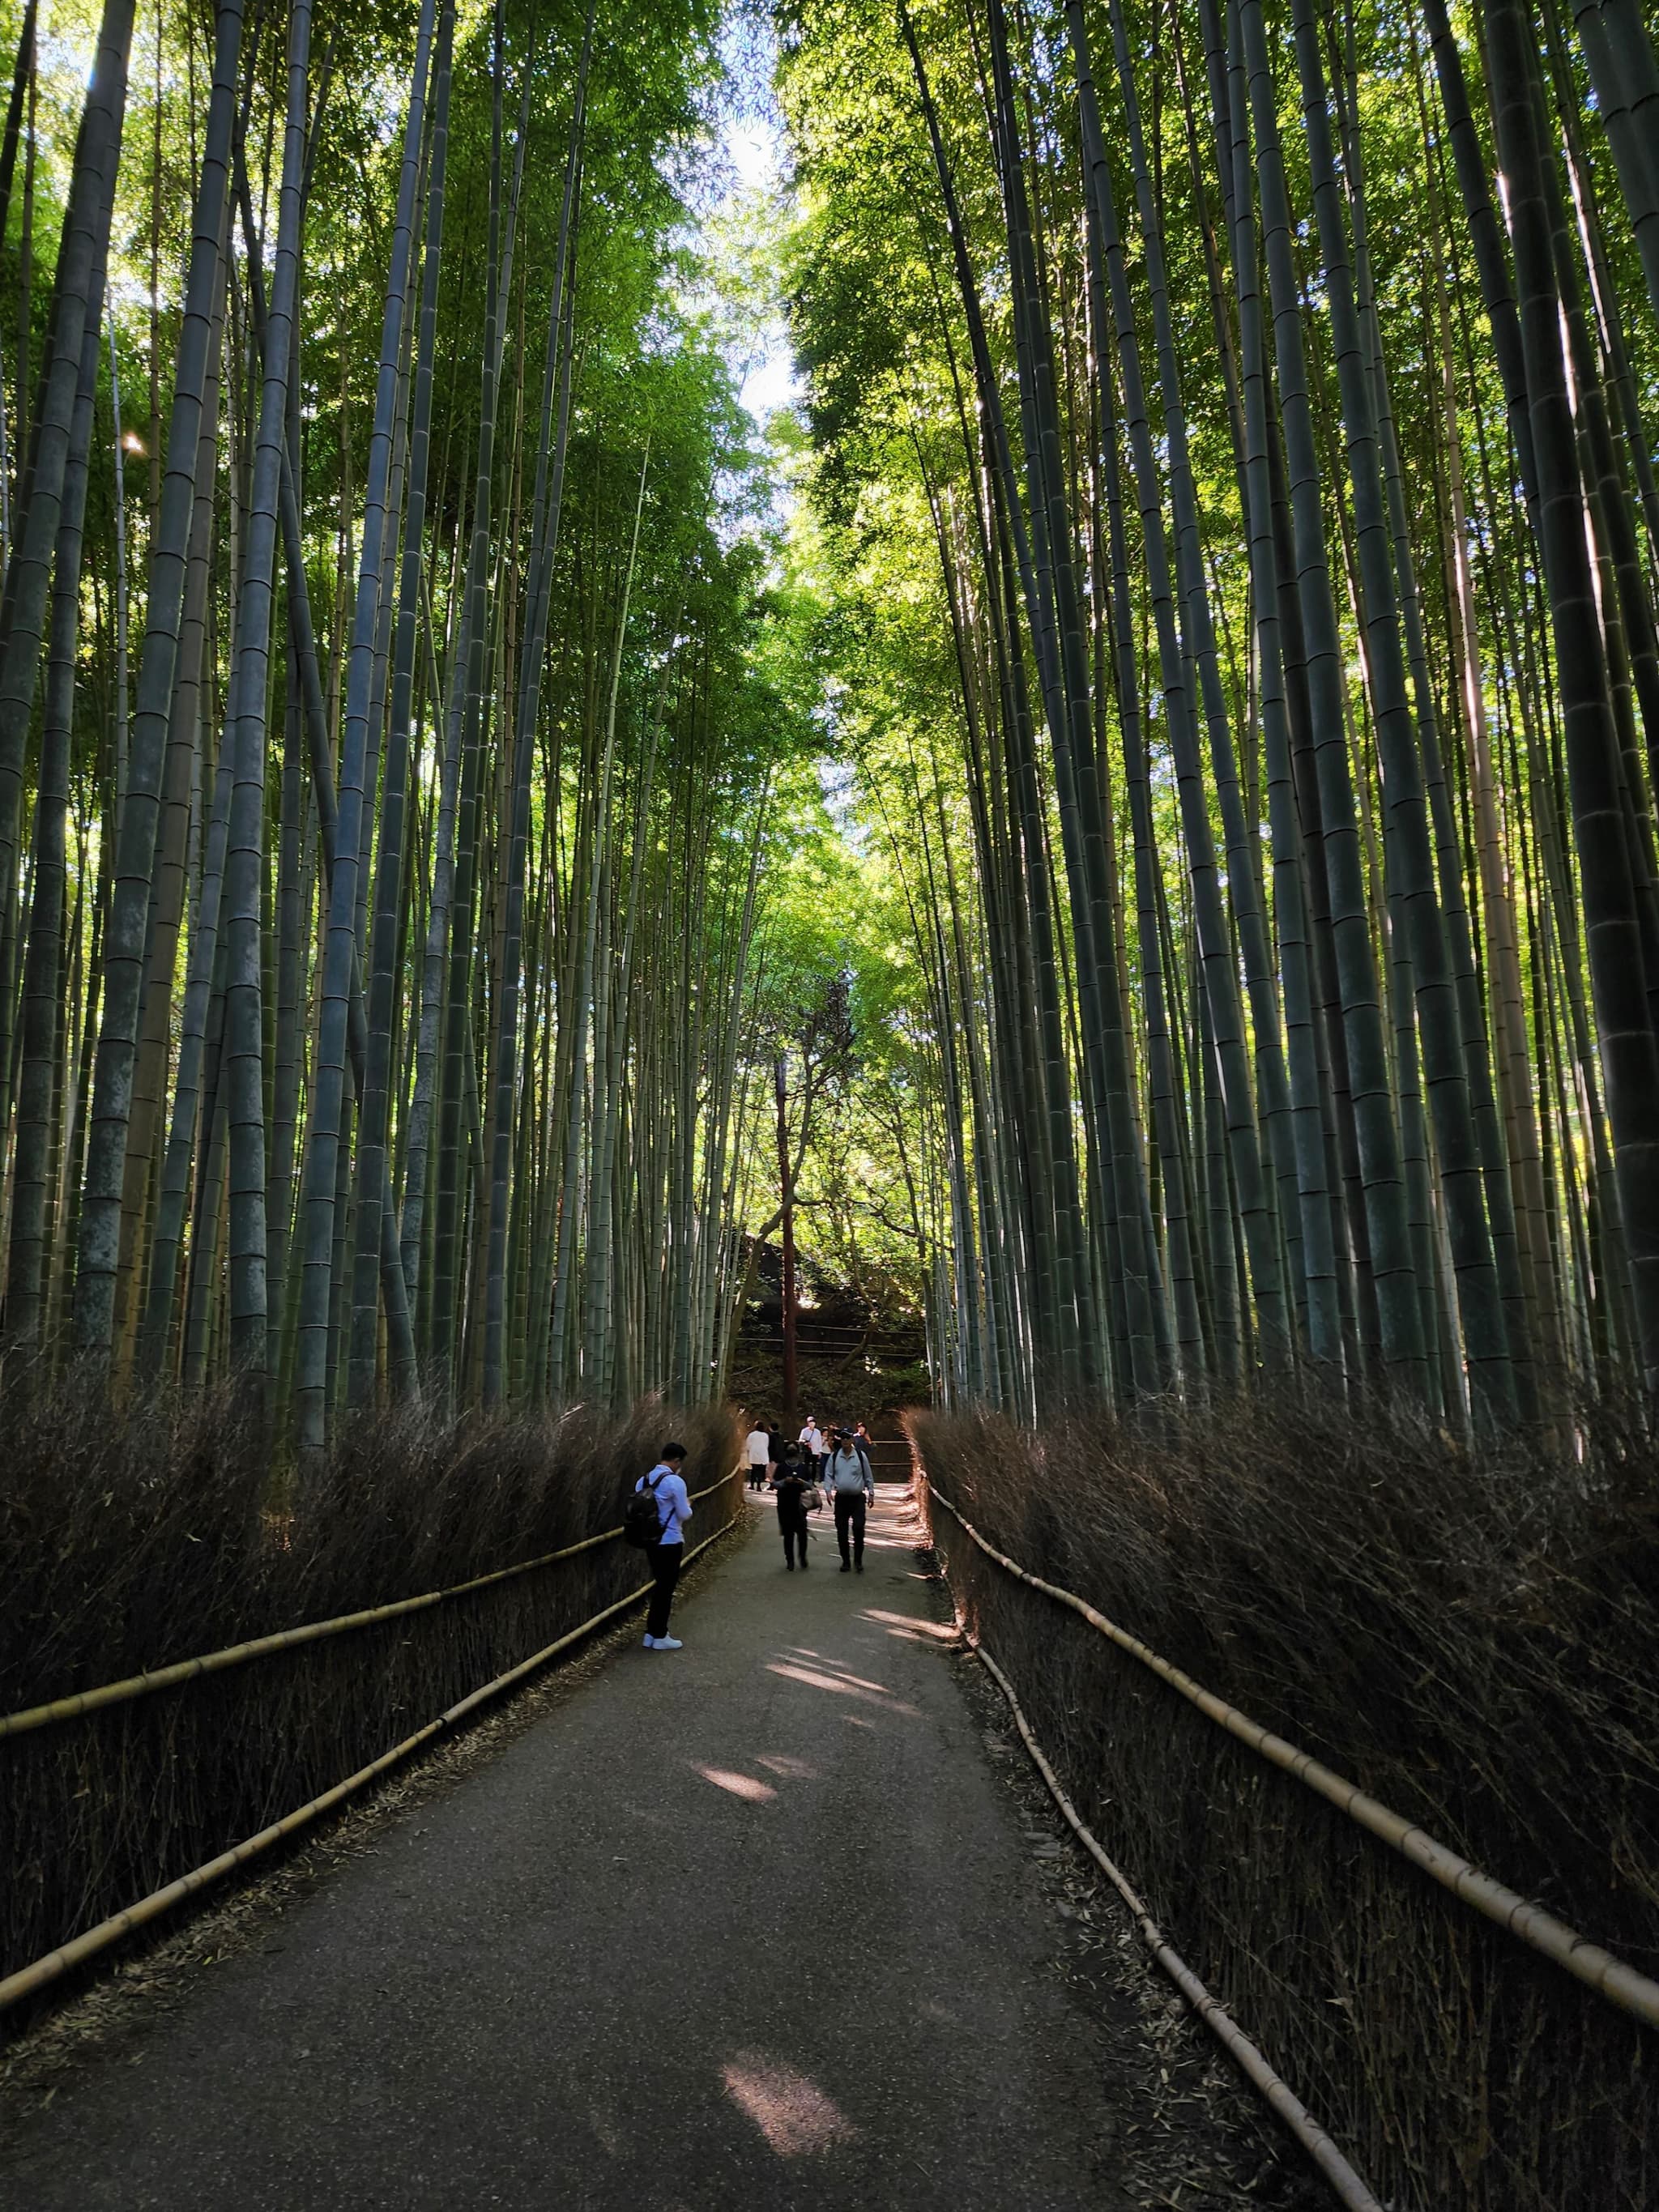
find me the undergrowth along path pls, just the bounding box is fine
[0,1489,1296,2210]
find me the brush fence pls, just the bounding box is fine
[923,1477,1657,2212]
[1,1467,744,2020]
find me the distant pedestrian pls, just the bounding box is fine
[636,1443,692,1649]
[798,1416,824,1477]
[825,1430,876,1573]
[744,1419,771,1492]
[767,1425,787,1482]
[774,1455,814,1571]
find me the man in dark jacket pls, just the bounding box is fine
[774,1449,814,1571]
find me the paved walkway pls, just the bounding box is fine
[1,1489,1125,2210]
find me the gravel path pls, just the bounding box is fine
[0,1486,1286,2210]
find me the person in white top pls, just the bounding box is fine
[798,1418,824,1477]
[636,1443,692,1650]
[744,1420,771,1492]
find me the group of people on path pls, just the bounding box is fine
[629,1414,881,1654]
[744,1416,877,1576]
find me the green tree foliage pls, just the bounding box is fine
[0,0,881,1446]
[778,0,1659,1425]
[5,0,1659,1443]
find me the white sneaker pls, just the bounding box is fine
[642,1634,659,1648]
[651,1635,683,1652]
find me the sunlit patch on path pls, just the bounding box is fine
[765,1658,922,1715]
[720,2052,859,2156]
[693,1765,778,1802]
[862,1608,960,1643]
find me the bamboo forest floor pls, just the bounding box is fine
[0,1488,1308,2210]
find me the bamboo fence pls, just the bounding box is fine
[0,1465,746,2015]
[970,1634,1385,2212]
[925,1478,1659,2031]
[0,1467,740,1741]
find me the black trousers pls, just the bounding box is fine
[779,1515,808,1566]
[646,1542,682,1639]
[834,1492,867,1566]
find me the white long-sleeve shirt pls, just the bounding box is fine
[637,1463,692,1545]
[799,1424,823,1455]
[744,1428,771,1465]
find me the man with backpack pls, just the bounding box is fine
[627,1443,692,1650]
[825,1429,875,1573]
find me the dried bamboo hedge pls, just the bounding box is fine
[911,1398,1659,2212]
[1,1387,742,2018]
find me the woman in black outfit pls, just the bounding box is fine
[773,1447,812,1571]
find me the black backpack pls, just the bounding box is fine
[624,1470,663,1549]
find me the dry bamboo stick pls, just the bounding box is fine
[0,1466,743,1739]
[925,1480,1659,2030]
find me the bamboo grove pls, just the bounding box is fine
[0,0,842,1446]
[6,0,1659,1451]
[780,0,1659,1428]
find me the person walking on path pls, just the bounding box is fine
[799,1415,824,1478]
[773,1453,814,1571]
[637,1444,692,1649]
[826,1430,876,1572]
[744,1419,771,1492]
